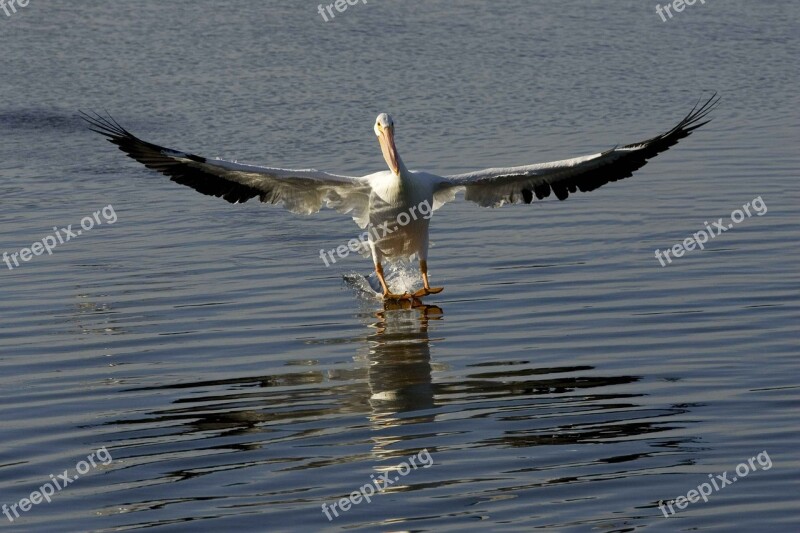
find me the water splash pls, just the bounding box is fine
[343,261,422,300]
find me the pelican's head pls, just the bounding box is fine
[374,113,401,176]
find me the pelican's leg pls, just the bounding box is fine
[376,262,412,300]
[414,259,444,297]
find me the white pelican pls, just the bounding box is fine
[82,95,718,300]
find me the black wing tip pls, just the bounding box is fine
[79,111,208,165]
[623,92,720,151]
[78,109,133,141]
[678,92,721,131]
[79,111,244,201]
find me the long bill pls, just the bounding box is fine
[378,126,401,175]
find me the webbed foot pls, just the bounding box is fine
[412,287,444,298]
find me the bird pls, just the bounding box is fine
[81,94,719,300]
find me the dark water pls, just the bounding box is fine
[1,1,798,531]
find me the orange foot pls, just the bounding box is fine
[412,287,444,298]
[383,291,414,301]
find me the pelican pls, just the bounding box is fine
[81,94,718,300]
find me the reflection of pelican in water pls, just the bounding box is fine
[361,304,443,423]
[356,303,444,474]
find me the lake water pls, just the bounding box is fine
[1,1,798,531]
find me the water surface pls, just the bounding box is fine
[1,1,798,531]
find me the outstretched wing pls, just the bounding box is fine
[82,112,371,223]
[436,94,720,208]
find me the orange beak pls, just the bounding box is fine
[378,125,400,175]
